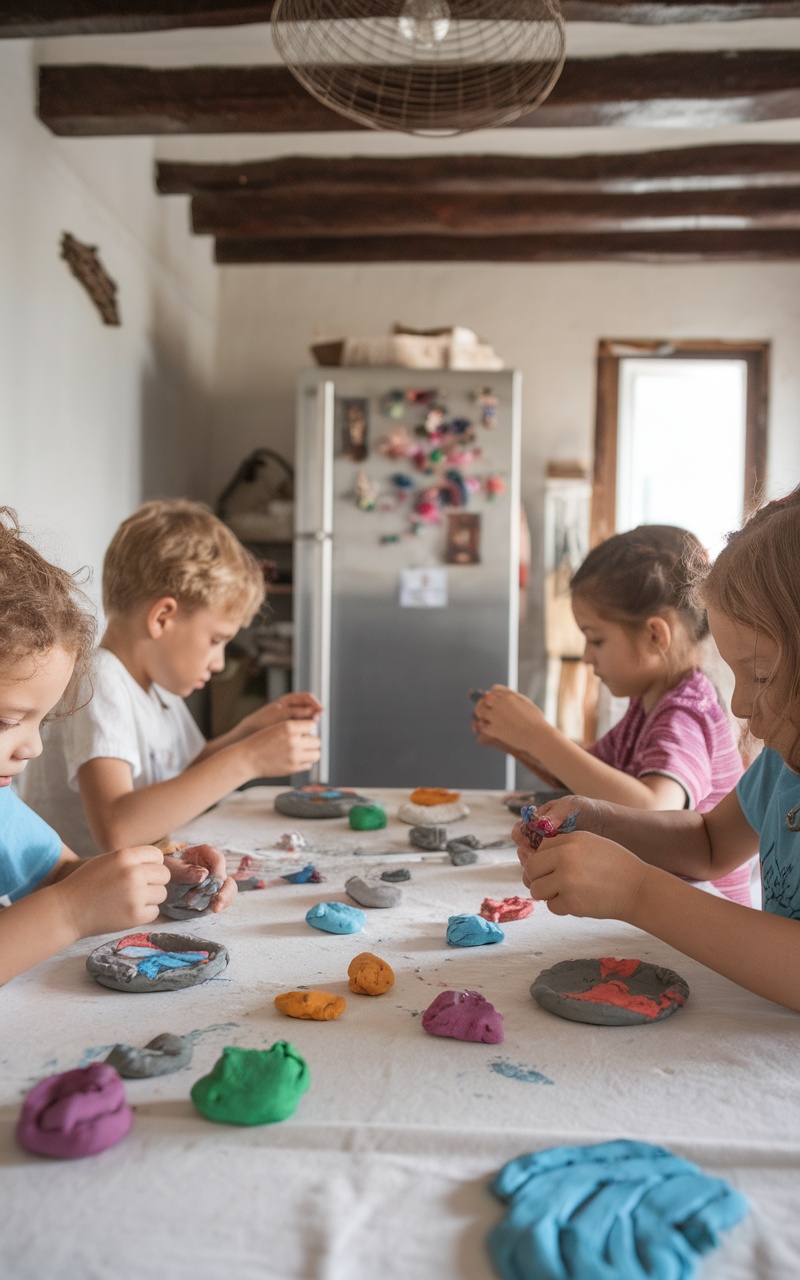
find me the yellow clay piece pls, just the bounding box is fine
[274,990,346,1021]
[348,952,395,996]
[409,788,460,807]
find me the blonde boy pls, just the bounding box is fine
[21,500,321,855]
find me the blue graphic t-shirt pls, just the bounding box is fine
[737,748,800,918]
[0,786,62,904]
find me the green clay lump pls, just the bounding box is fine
[190,1042,309,1126]
[349,804,387,831]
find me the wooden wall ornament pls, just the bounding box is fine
[60,232,121,325]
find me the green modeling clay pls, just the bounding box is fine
[349,804,387,831]
[190,1042,309,1126]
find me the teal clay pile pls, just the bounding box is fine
[191,1042,309,1125]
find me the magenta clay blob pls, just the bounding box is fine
[17,1063,133,1159]
[422,989,504,1044]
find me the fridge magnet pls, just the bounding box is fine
[473,386,498,428]
[445,512,481,565]
[379,424,412,458]
[354,470,380,511]
[399,567,448,608]
[413,489,442,524]
[380,389,406,419]
[424,406,446,434]
[406,388,440,406]
[485,474,506,501]
[341,398,369,462]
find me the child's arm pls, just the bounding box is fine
[526,788,758,881]
[77,719,321,851]
[0,844,169,986]
[194,692,323,763]
[475,686,685,809]
[518,829,800,1011]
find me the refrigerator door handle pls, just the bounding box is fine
[313,379,335,782]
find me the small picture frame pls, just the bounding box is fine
[341,398,369,462]
[445,512,481,565]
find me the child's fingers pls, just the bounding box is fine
[163,855,207,884]
[181,842,227,881]
[211,876,238,912]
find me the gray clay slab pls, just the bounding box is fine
[161,876,222,921]
[530,958,690,1027]
[274,789,368,819]
[86,932,229,993]
[505,788,572,814]
[105,1032,193,1077]
[409,825,448,851]
[345,875,401,908]
[380,868,411,883]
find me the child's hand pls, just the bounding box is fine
[518,830,648,921]
[240,692,322,734]
[163,843,238,913]
[473,686,548,755]
[57,846,170,939]
[243,719,321,777]
[529,795,607,839]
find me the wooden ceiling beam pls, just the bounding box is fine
[6,0,800,36]
[192,185,800,238]
[39,52,800,136]
[214,228,800,263]
[157,144,800,196]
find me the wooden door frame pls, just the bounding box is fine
[591,338,769,546]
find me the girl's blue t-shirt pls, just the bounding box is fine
[737,748,800,918]
[0,786,62,903]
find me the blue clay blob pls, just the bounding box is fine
[306,901,366,935]
[283,865,316,884]
[488,1139,748,1280]
[446,914,504,947]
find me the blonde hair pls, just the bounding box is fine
[0,507,96,713]
[103,500,266,623]
[701,486,800,769]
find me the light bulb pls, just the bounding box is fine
[397,0,451,49]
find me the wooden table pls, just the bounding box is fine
[1,788,797,1278]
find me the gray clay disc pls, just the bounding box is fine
[105,1032,194,1078]
[161,876,222,921]
[380,868,411,883]
[86,932,229,994]
[530,958,690,1026]
[345,874,401,909]
[504,789,571,814]
[274,788,368,819]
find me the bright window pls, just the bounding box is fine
[616,357,747,557]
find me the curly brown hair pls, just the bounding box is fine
[0,508,96,714]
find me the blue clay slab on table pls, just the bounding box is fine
[305,901,366,935]
[446,915,504,947]
[488,1139,748,1280]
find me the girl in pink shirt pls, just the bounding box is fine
[474,525,751,905]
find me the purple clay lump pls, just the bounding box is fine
[422,990,504,1044]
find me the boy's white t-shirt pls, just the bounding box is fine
[19,647,205,858]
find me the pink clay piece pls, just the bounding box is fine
[480,896,534,923]
[17,1064,133,1159]
[421,989,504,1044]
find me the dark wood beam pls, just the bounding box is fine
[214,229,800,262]
[5,0,800,35]
[158,145,800,197]
[192,186,800,238]
[39,52,800,136]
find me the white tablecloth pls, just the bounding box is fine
[1,788,798,1279]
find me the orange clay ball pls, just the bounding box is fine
[274,990,346,1021]
[347,952,395,996]
[409,788,461,807]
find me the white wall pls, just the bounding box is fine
[211,257,800,698]
[0,41,218,601]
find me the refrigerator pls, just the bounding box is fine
[293,367,521,790]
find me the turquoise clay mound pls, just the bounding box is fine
[191,1042,309,1126]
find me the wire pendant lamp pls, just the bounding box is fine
[271,0,566,137]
